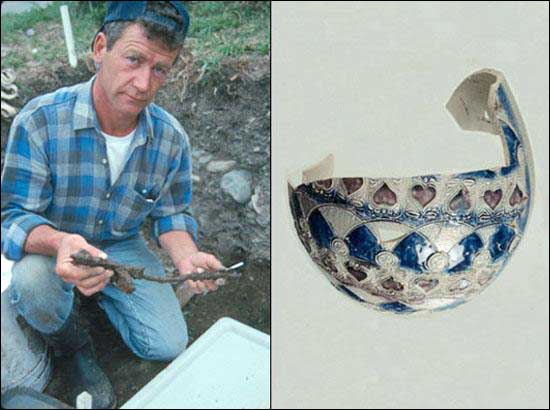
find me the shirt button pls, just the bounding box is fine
[98,219,103,225]
[105,193,111,199]
[102,158,108,164]
[142,189,147,194]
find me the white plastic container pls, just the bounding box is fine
[121,317,270,409]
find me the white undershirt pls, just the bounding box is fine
[100,128,136,186]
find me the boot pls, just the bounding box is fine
[40,305,116,409]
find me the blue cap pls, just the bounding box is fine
[92,1,190,50]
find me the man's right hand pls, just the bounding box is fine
[55,234,114,297]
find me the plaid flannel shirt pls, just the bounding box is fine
[1,75,197,261]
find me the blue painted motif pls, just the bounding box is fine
[336,285,365,303]
[308,209,334,249]
[499,123,520,176]
[456,169,497,179]
[379,301,415,313]
[393,232,435,273]
[448,232,484,273]
[489,224,515,261]
[497,84,519,132]
[345,225,381,264]
[289,191,303,221]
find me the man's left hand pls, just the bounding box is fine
[176,252,225,295]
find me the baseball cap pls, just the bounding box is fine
[91,1,190,50]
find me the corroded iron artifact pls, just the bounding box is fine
[70,249,243,294]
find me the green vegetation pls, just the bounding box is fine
[186,1,270,73]
[1,1,105,71]
[1,1,270,78]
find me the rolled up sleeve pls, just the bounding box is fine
[1,114,58,261]
[149,132,198,247]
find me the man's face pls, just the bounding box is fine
[94,23,179,117]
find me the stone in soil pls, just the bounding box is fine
[221,170,253,204]
[207,160,236,173]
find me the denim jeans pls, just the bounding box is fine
[8,234,188,361]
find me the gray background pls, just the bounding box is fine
[272,2,549,408]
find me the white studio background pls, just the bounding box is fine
[272,2,549,409]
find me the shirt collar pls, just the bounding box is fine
[73,75,155,144]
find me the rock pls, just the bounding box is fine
[192,174,200,182]
[221,170,253,204]
[207,160,236,173]
[198,153,213,164]
[256,214,270,226]
[26,28,35,36]
[191,147,205,159]
[381,277,404,291]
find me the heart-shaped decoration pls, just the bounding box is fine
[509,185,525,206]
[345,261,368,281]
[412,185,436,207]
[342,178,364,195]
[381,276,404,291]
[316,179,333,190]
[449,279,471,293]
[414,278,439,292]
[373,183,397,206]
[449,188,471,211]
[483,189,502,209]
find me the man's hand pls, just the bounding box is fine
[176,252,225,294]
[56,234,114,297]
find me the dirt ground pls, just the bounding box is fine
[1,52,270,406]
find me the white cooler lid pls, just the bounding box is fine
[121,317,270,409]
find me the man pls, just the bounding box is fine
[1,2,224,408]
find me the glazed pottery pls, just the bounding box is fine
[287,69,534,314]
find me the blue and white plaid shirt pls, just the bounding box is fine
[1,75,197,261]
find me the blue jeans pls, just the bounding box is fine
[8,235,188,361]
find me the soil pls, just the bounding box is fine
[1,53,270,407]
